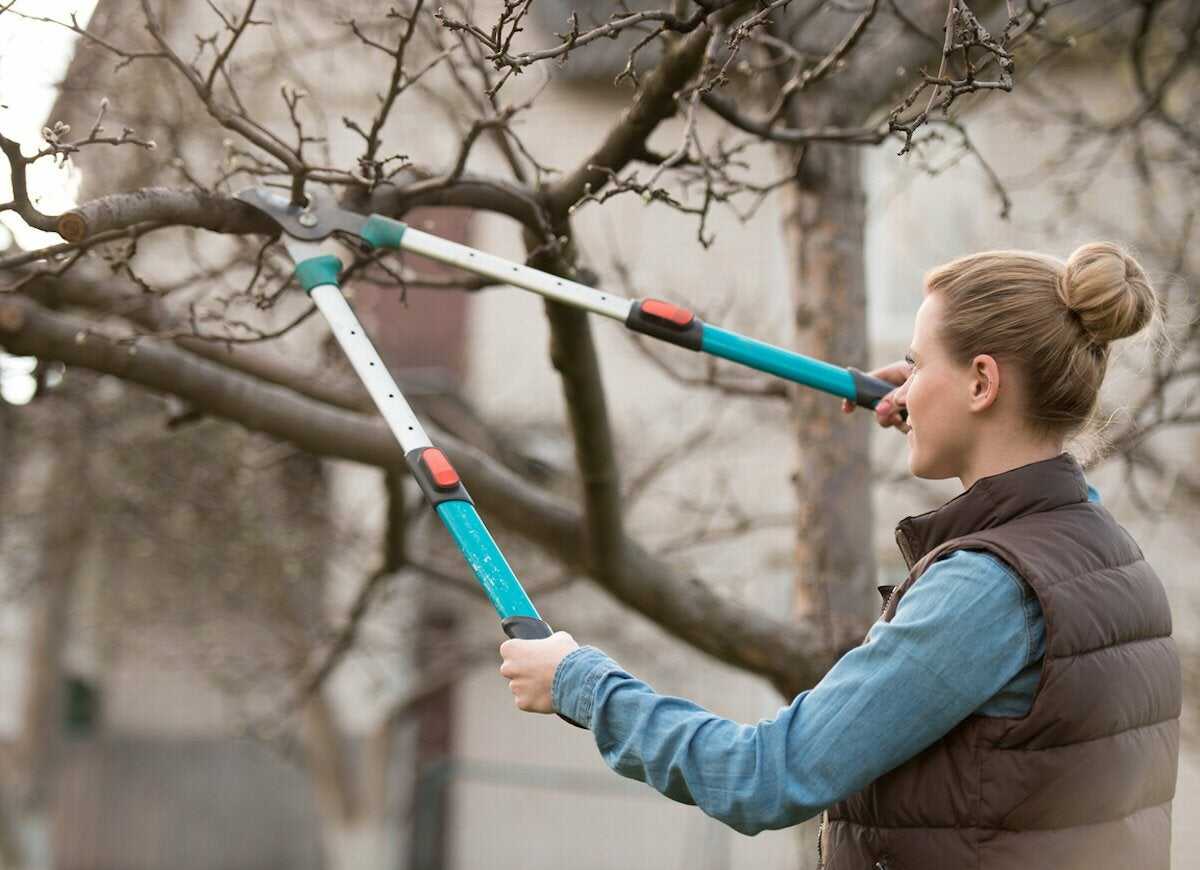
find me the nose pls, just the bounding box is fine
[890,378,910,422]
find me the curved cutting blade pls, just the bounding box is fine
[233,186,368,241]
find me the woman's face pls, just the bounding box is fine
[891,291,977,481]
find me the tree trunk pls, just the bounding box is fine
[10,388,91,870]
[405,606,458,870]
[0,785,23,870]
[782,102,877,655]
[774,0,1011,660]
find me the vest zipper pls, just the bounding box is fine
[816,810,824,867]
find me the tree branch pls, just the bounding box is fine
[0,293,831,696]
[53,187,275,242]
[546,19,718,213]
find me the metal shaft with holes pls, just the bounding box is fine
[231,186,904,419]
[389,223,902,417]
[281,238,584,727]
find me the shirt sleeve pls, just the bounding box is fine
[551,550,1036,836]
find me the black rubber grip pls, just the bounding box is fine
[501,617,588,730]
[848,367,908,422]
[501,615,554,639]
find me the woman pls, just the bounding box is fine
[499,242,1182,870]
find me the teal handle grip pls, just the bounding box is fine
[437,502,586,729]
[435,501,540,621]
[361,214,408,250]
[700,324,858,399]
[701,325,907,419]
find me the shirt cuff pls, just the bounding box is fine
[551,645,622,728]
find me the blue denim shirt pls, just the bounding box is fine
[551,484,1101,836]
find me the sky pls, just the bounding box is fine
[0,1,97,403]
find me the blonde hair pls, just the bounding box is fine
[924,242,1160,446]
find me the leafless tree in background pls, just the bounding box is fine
[0,1,1197,868]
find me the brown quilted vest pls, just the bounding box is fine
[819,452,1181,870]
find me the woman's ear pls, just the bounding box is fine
[968,354,1001,412]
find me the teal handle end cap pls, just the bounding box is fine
[362,214,408,250]
[295,255,342,293]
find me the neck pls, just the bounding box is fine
[958,437,1064,491]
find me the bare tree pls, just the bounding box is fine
[1,0,1197,866]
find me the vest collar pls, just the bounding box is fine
[894,451,1089,569]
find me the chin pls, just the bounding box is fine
[907,439,957,482]
[906,432,921,473]
[907,449,926,479]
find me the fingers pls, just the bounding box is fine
[500,659,529,708]
[847,399,907,430]
[508,679,529,710]
[844,391,907,430]
[843,360,910,431]
[870,360,912,387]
[506,677,545,713]
[874,397,901,425]
[498,641,542,713]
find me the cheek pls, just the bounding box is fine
[906,374,930,412]
[907,374,947,431]
[910,375,969,439]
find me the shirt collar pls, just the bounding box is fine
[894,451,1089,569]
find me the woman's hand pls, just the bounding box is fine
[499,631,580,714]
[842,360,911,433]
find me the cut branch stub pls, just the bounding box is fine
[57,211,88,243]
[0,299,27,332]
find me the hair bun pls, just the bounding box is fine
[1061,242,1156,345]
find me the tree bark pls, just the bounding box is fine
[404,606,457,870]
[782,114,877,653]
[0,784,23,870]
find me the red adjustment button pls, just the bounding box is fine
[642,298,694,327]
[421,449,460,490]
